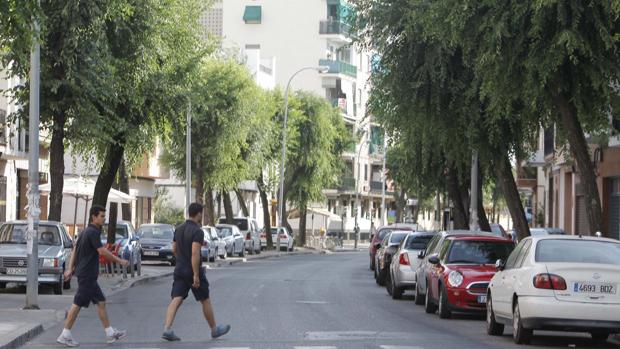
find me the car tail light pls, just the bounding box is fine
[260,233,266,238]
[246,233,252,240]
[279,234,287,239]
[533,273,567,290]
[399,253,410,266]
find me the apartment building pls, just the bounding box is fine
[205,0,393,235]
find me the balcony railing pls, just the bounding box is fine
[370,181,383,192]
[339,177,355,191]
[319,59,357,78]
[319,20,352,37]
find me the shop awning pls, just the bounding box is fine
[243,6,262,24]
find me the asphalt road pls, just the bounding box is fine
[20,252,620,349]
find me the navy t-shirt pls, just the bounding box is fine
[173,220,204,276]
[74,224,104,279]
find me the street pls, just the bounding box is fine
[18,252,620,349]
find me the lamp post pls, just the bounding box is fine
[185,101,191,217]
[277,66,328,253]
[354,139,370,250]
[380,131,387,226]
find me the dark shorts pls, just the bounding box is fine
[171,267,210,301]
[74,277,106,308]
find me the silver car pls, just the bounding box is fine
[216,224,245,257]
[0,221,73,295]
[202,226,226,262]
[388,231,436,299]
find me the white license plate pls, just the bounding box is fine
[573,282,617,294]
[144,251,159,256]
[6,268,27,275]
[477,295,487,304]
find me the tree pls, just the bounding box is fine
[421,0,620,236]
[282,92,353,246]
[1,0,114,221]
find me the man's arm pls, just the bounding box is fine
[172,241,177,257]
[191,241,201,288]
[97,247,129,266]
[64,243,78,280]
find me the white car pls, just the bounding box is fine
[218,217,261,255]
[202,226,226,261]
[486,235,620,345]
[216,224,245,257]
[271,227,294,251]
[388,231,436,299]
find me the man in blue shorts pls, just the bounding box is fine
[56,205,130,347]
[162,202,230,341]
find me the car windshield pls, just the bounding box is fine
[530,228,565,236]
[101,224,128,241]
[270,228,279,234]
[447,240,514,264]
[405,235,434,250]
[138,226,174,240]
[389,232,408,244]
[535,239,620,265]
[0,224,61,246]
[217,227,232,237]
[219,218,248,231]
[377,229,392,241]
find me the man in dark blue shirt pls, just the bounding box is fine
[56,205,130,347]
[162,202,230,341]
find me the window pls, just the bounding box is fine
[0,224,61,246]
[438,239,451,259]
[0,109,6,144]
[243,5,262,24]
[514,240,532,268]
[446,240,514,264]
[535,239,620,265]
[138,225,174,240]
[364,165,368,181]
[389,232,408,245]
[404,234,434,250]
[503,239,526,269]
[425,235,441,255]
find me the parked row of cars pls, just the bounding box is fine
[369,224,620,345]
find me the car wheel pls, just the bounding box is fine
[438,284,451,319]
[370,257,375,271]
[512,299,533,344]
[414,282,425,305]
[424,280,437,314]
[590,332,609,344]
[386,272,393,296]
[374,266,380,283]
[0,282,6,289]
[249,243,255,255]
[53,276,63,295]
[256,245,261,254]
[136,253,142,276]
[377,268,387,286]
[170,259,176,266]
[288,245,293,252]
[486,293,504,336]
[239,245,245,257]
[391,274,403,300]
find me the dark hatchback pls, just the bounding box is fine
[138,224,176,266]
[369,226,413,271]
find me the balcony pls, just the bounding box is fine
[319,20,353,37]
[319,59,357,78]
[339,177,355,191]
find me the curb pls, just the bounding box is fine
[212,250,317,267]
[107,271,174,297]
[0,323,43,349]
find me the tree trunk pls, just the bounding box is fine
[204,186,215,226]
[281,198,293,235]
[222,190,234,224]
[48,117,65,222]
[550,87,603,235]
[495,152,530,240]
[477,166,491,232]
[298,202,307,247]
[446,165,469,229]
[195,165,204,205]
[119,160,131,221]
[395,188,406,223]
[92,142,124,208]
[217,193,222,218]
[257,172,273,248]
[107,202,118,244]
[234,188,250,217]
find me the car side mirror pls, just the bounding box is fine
[417,250,426,259]
[428,255,440,265]
[65,241,74,249]
[495,259,506,271]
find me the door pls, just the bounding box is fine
[417,234,441,294]
[494,240,527,316]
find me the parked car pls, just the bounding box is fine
[529,227,566,236]
[486,235,620,345]
[202,225,226,261]
[415,230,498,306]
[0,221,73,294]
[101,221,142,275]
[374,230,410,286]
[488,223,509,238]
[424,234,515,318]
[369,225,414,271]
[387,231,436,299]
[216,224,245,257]
[218,217,261,255]
[270,227,294,251]
[137,223,175,265]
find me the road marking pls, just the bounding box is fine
[304,331,412,341]
[294,346,338,349]
[380,346,425,349]
[295,301,329,304]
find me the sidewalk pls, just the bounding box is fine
[0,247,320,349]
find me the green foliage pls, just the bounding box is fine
[153,187,184,226]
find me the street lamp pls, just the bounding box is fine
[277,66,329,252]
[354,139,370,250]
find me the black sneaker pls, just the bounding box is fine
[162,330,181,341]
[211,324,231,339]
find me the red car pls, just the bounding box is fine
[424,234,514,318]
[369,225,413,271]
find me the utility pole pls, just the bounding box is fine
[380,131,387,226]
[470,151,479,231]
[185,101,191,217]
[25,8,41,310]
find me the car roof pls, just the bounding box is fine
[527,235,620,243]
[407,231,437,237]
[438,230,496,237]
[447,235,513,242]
[139,223,173,228]
[216,224,237,228]
[4,220,63,227]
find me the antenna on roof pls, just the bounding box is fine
[595,231,602,238]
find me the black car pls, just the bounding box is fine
[374,230,410,286]
[138,224,175,266]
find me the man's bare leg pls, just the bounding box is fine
[57,305,81,346]
[164,297,184,330]
[200,298,216,330]
[95,302,111,329]
[64,304,81,330]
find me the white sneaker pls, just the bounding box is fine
[56,334,79,347]
[106,328,127,343]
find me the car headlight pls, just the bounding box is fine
[447,271,464,287]
[41,258,58,268]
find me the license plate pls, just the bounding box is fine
[477,295,487,304]
[6,268,27,275]
[144,251,159,256]
[573,282,617,294]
